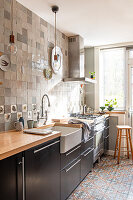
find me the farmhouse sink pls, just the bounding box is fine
[24,126,82,153]
[48,126,82,153]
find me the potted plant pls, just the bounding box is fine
[100,106,106,113]
[105,98,117,111]
[89,72,95,79]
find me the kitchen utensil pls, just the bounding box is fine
[43,67,52,80]
[19,117,24,128]
[27,120,34,129]
[0,55,10,71]
[33,121,38,128]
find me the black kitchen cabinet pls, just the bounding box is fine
[104,126,109,154]
[61,158,81,200]
[81,137,94,181]
[0,153,24,200]
[104,117,110,154]
[25,137,60,200]
[61,144,81,169]
[81,146,93,181]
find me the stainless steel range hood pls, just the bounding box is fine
[63,35,96,84]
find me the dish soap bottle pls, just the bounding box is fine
[19,117,24,128]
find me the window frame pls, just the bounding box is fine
[99,47,127,111]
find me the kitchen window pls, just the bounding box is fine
[128,49,133,111]
[99,48,126,110]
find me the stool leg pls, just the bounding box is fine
[128,129,133,161]
[114,129,119,159]
[126,129,129,159]
[118,129,122,164]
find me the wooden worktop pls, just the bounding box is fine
[55,122,83,128]
[0,123,83,161]
[0,126,61,161]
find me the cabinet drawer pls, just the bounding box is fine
[105,117,109,127]
[61,144,81,169]
[81,136,94,153]
[32,137,60,153]
[81,146,93,181]
[61,158,81,200]
[104,135,109,153]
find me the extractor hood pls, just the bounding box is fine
[63,35,96,84]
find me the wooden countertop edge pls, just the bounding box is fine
[0,132,61,161]
[0,122,82,160]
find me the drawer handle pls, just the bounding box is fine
[84,148,94,157]
[105,135,109,139]
[34,140,60,154]
[17,157,25,200]
[22,157,25,200]
[85,136,94,143]
[66,145,81,156]
[105,126,110,130]
[65,159,81,173]
[106,117,110,121]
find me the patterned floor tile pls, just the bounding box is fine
[68,156,133,200]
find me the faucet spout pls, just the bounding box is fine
[41,94,50,118]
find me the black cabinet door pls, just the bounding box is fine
[61,158,81,200]
[81,147,93,181]
[61,144,81,170]
[25,138,60,200]
[104,127,109,153]
[0,153,23,200]
[81,136,93,153]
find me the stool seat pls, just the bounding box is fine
[114,125,133,164]
[116,125,132,129]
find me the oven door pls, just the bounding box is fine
[93,129,104,163]
[94,129,104,149]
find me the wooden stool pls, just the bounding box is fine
[114,125,133,164]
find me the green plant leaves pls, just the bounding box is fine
[105,98,118,110]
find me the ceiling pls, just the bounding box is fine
[17,0,133,47]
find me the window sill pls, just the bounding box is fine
[105,111,126,115]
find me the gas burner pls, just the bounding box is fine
[70,113,104,124]
[77,114,100,120]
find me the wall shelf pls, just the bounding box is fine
[63,77,97,84]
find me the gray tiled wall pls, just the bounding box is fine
[0,0,82,132]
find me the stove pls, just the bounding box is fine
[70,113,105,163]
[70,113,104,124]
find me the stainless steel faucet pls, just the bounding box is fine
[41,94,50,124]
[82,105,87,115]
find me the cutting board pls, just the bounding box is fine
[23,128,52,135]
[52,119,68,123]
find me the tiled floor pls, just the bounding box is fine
[68,156,133,200]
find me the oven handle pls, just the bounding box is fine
[94,128,104,135]
[95,119,105,124]
[105,117,110,121]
